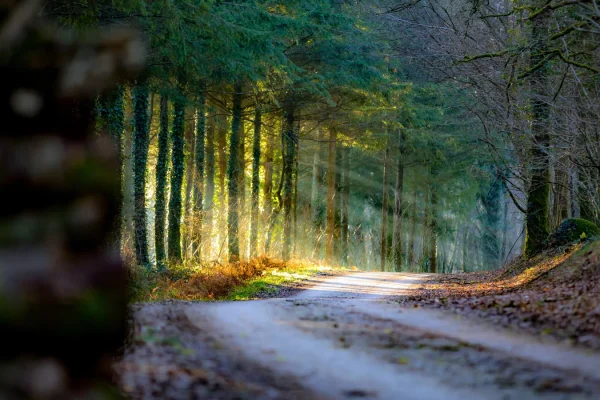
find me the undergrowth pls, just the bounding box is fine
[129,257,342,302]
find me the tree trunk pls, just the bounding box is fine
[184,107,196,219]
[168,99,185,264]
[524,7,551,258]
[334,143,342,260]
[238,124,247,260]
[381,146,389,271]
[103,85,125,241]
[341,146,350,265]
[192,90,207,259]
[429,189,438,273]
[227,83,243,261]
[204,114,215,258]
[325,127,337,264]
[407,187,417,272]
[293,123,300,257]
[250,106,262,258]
[392,130,406,272]
[132,84,150,268]
[422,169,430,272]
[282,103,296,261]
[311,128,325,253]
[462,228,469,272]
[183,107,195,260]
[155,95,169,269]
[263,123,275,254]
[216,112,227,254]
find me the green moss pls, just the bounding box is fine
[227,265,331,301]
[547,218,600,248]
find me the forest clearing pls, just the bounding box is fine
[2,0,600,399]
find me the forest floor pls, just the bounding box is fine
[398,240,600,350]
[116,242,600,399]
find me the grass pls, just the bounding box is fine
[227,263,335,300]
[129,257,345,303]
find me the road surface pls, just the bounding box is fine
[122,272,600,399]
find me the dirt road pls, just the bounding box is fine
[119,272,600,399]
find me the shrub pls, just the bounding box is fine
[547,218,600,248]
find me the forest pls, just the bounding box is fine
[49,0,584,274]
[3,0,600,398]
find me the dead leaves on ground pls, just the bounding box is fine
[399,242,600,349]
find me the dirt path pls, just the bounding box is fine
[120,272,600,399]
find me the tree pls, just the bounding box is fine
[381,146,389,271]
[133,83,150,268]
[250,105,262,257]
[155,95,170,269]
[524,6,551,257]
[193,89,207,259]
[341,146,351,265]
[227,83,244,261]
[326,127,337,263]
[168,97,185,264]
[391,129,406,271]
[204,113,216,257]
[282,100,297,261]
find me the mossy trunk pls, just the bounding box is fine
[325,127,337,264]
[193,90,207,259]
[422,168,431,272]
[217,113,228,252]
[429,189,438,273]
[204,114,216,258]
[238,120,247,260]
[132,84,150,268]
[227,83,243,261]
[100,85,125,240]
[524,7,551,258]
[381,146,389,272]
[250,106,262,257]
[263,121,275,254]
[334,143,342,260]
[407,188,417,271]
[106,85,125,182]
[184,107,196,220]
[551,164,569,231]
[168,99,185,264]
[155,95,169,269]
[341,146,350,265]
[293,123,300,256]
[480,175,502,269]
[462,228,469,272]
[311,128,326,253]
[282,103,296,261]
[392,130,406,272]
